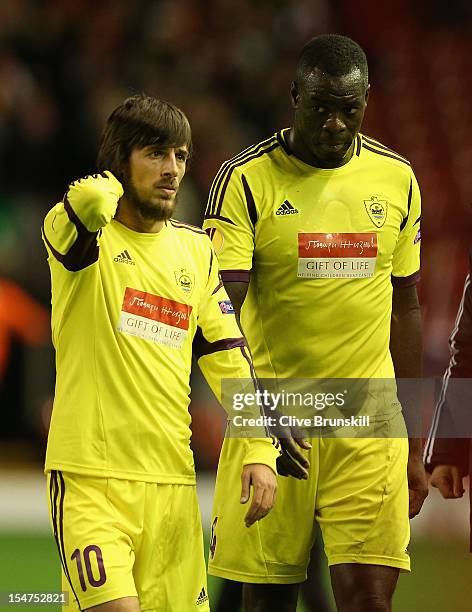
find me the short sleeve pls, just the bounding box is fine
[203,166,255,282]
[391,171,421,286]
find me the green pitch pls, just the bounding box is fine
[0,533,471,611]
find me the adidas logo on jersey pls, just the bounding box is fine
[114,250,135,265]
[275,200,299,215]
[196,587,209,605]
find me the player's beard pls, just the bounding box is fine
[124,176,177,222]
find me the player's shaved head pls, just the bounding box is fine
[296,34,368,90]
[97,94,192,181]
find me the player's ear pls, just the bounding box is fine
[290,81,299,109]
[364,84,370,106]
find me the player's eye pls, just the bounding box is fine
[344,107,359,116]
[150,150,164,158]
[312,106,326,114]
[176,152,188,162]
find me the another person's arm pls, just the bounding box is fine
[203,166,310,479]
[424,268,472,499]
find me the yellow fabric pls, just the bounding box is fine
[47,472,210,611]
[209,413,410,583]
[203,130,421,380]
[43,174,278,483]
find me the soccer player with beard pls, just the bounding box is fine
[42,95,280,612]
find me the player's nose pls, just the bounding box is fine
[322,113,346,134]
[161,152,179,177]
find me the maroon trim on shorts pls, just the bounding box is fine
[50,471,83,610]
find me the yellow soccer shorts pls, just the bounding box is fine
[209,412,410,584]
[46,472,210,611]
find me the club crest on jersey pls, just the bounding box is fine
[174,268,194,295]
[364,196,387,228]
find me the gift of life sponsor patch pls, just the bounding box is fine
[117,287,192,349]
[298,233,378,279]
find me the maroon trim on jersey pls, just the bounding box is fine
[170,219,206,235]
[221,270,251,283]
[239,345,270,436]
[204,214,237,226]
[400,179,413,231]
[42,197,99,272]
[208,247,214,281]
[193,327,245,359]
[212,280,224,295]
[215,142,280,216]
[241,174,257,226]
[50,471,83,610]
[391,270,420,287]
[362,142,411,167]
[277,130,292,155]
[355,134,362,156]
[362,135,410,164]
[206,136,278,217]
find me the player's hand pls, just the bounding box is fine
[69,170,123,199]
[240,463,277,527]
[430,464,465,499]
[274,423,311,480]
[407,455,428,518]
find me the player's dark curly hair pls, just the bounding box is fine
[296,34,368,88]
[97,94,192,181]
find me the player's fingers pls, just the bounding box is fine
[246,483,275,526]
[452,469,465,498]
[240,470,251,504]
[294,437,312,450]
[432,475,454,499]
[280,438,310,470]
[276,452,308,479]
[245,483,264,527]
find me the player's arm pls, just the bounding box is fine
[390,170,428,518]
[42,171,123,271]
[203,167,310,479]
[195,243,278,526]
[223,280,310,480]
[390,283,428,518]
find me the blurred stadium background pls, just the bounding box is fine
[1,0,472,610]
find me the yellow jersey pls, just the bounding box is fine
[43,173,278,484]
[203,130,421,380]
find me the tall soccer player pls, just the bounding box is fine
[42,95,281,611]
[203,35,428,612]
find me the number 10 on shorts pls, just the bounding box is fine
[71,546,107,591]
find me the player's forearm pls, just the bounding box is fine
[390,296,422,379]
[390,285,423,455]
[223,281,249,334]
